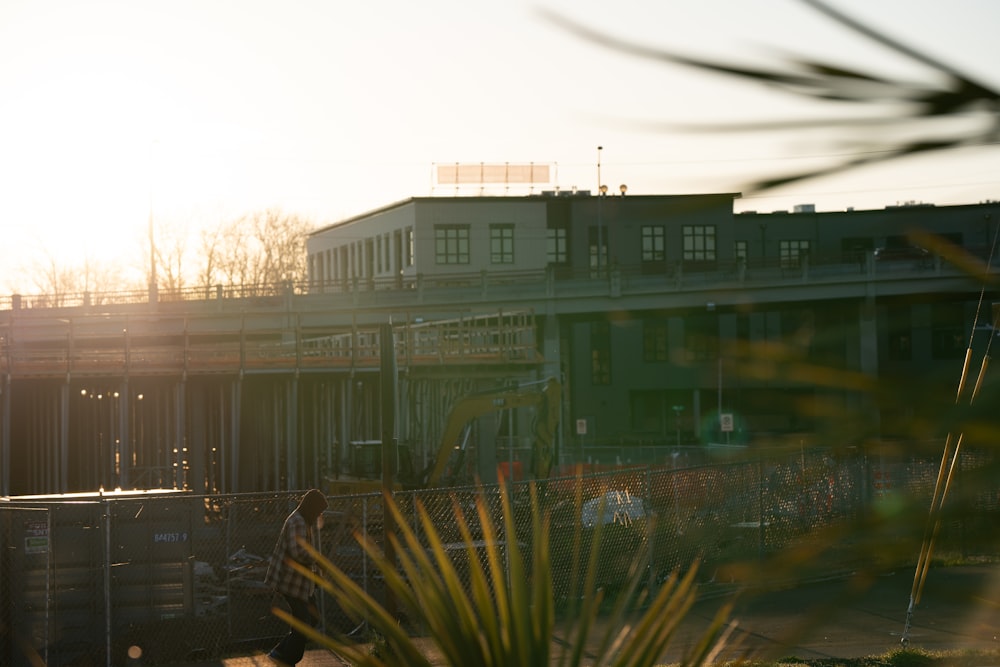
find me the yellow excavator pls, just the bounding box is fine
[329,377,561,495]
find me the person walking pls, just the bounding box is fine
[265,489,329,666]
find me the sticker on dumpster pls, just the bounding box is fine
[154,532,189,543]
[24,520,49,554]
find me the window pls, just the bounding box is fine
[434,225,470,265]
[643,321,669,362]
[887,305,912,361]
[405,227,414,267]
[641,226,665,262]
[490,224,515,264]
[590,321,611,385]
[630,390,665,432]
[547,227,567,264]
[931,302,965,359]
[682,225,716,262]
[589,226,608,275]
[780,240,810,268]
[684,317,718,362]
[734,240,748,261]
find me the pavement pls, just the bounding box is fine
[179,564,1000,666]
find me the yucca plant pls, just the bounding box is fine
[276,481,736,667]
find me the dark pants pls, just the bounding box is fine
[271,593,318,665]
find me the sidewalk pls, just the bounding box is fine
[180,565,1000,666]
[187,640,447,667]
[187,648,349,667]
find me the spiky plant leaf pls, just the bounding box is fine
[280,480,732,667]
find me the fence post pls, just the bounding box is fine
[362,497,369,602]
[757,455,766,561]
[646,467,656,592]
[226,498,234,641]
[104,499,113,667]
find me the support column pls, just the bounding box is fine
[1,374,8,496]
[541,313,561,381]
[118,379,129,489]
[230,378,242,494]
[541,312,564,470]
[857,297,881,435]
[286,376,299,490]
[188,384,206,494]
[60,380,69,492]
[174,379,187,490]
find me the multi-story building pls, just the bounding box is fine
[307,192,1000,457]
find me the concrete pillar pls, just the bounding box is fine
[856,298,881,435]
[60,381,69,492]
[541,313,564,470]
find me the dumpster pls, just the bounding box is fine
[1,489,195,667]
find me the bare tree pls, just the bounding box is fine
[151,219,190,296]
[197,225,224,296]
[199,208,313,296]
[26,252,129,306]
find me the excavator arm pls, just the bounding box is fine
[424,377,562,487]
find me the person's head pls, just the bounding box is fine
[297,488,329,525]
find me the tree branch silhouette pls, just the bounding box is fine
[541,0,1000,193]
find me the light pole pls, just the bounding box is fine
[148,140,158,301]
[596,146,604,273]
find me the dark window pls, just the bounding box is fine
[684,319,718,362]
[434,225,470,265]
[682,225,716,262]
[547,227,567,264]
[630,390,665,432]
[779,240,810,268]
[591,321,611,385]
[643,321,669,362]
[887,305,913,361]
[737,313,750,342]
[490,224,515,264]
[931,302,965,359]
[641,226,665,262]
[405,227,414,267]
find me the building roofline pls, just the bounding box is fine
[309,192,743,237]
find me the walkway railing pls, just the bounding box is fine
[1,249,990,313]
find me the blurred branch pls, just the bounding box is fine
[541,0,1000,193]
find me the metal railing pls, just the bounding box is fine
[2,248,990,314]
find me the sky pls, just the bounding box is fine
[0,0,997,294]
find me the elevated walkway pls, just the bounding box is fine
[0,310,541,379]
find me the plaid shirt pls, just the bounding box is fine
[265,510,318,601]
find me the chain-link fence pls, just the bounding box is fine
[2,445,997,666]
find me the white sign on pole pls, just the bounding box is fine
[576,418,587,435]
[720,413,734,433]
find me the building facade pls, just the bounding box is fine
[307,193,1000,458]
[0,192,995,497]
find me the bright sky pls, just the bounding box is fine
[0,0,997,294]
